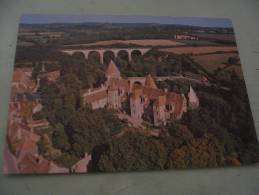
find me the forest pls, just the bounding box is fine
[24,45,259,172]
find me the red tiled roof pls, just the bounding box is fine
[27,119,49,126]
[142,87,165,100]
[108,78,129,91]
[155,95,167,107]
[166,92,184,116]
[8,135,37,158]
[12,69,24,83]
[18,154,50,174]
[83,89,107,103]
[20,138,38,152]
[39,70,60,81]
[145,74,157,89]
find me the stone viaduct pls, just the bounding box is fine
[61,47,151,64]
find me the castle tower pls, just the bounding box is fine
[145,74,157,89]
[153,95,167,126]
[188,85,199,110]
[106,60,121,80]
[107,83,121,110]
[130,88,144,120]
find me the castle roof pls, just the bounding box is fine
[155,95,167,107]
[108,78,129,92]
[106,60,120,78]
[166,92,185,116]
[145,74,157,89]
[83,89,107,103]
[142,87,164,100]
[188,86,199,103]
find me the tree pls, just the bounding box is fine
[68,107,111,154]
[59,73,81,98]
[38,135,50,155]
[166,120,194,148]
[96,131,168,172]
[52,123,71,152]
[121,98,131,115]
[55,152,79,173]
[95,108,124,136]
[32,63,42,79]
[37,134,61,161]
[167,134,225,169]
[185,109,208,137]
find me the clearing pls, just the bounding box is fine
[64,39,185,47]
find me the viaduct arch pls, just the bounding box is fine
[62,47,151,64]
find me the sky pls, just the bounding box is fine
[20,14,233,28]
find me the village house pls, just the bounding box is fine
[5,65,66,174]
[17,153,51,174]
[38,69,60,82]
[12,68,37,92]
[12,92,43,121]
[81,60,199,126]
[7,120,40,162]
[71,153,91,173]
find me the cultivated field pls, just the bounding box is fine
[191,53,239,73]
[159,46,238,55]
[176,39,219,46]
[194,33,235,42]
[65,39,185,47]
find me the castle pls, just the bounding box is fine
[81,60,199,127]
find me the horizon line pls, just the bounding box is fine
[20,14,233,28]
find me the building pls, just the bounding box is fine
[174,34,198,40]
[81,60,198,127]
[12,68,37,92]
[38,69,60,82]
[17,153,51,174]
[81,60,129,110]
[129,75,187,126]
[71,153,91,173]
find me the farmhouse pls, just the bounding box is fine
[81,60,199,126]
[174,34,198,40]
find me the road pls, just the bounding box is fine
[154,75,230,91]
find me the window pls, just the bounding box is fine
[166,104,172,111]
[140,96,144,103]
